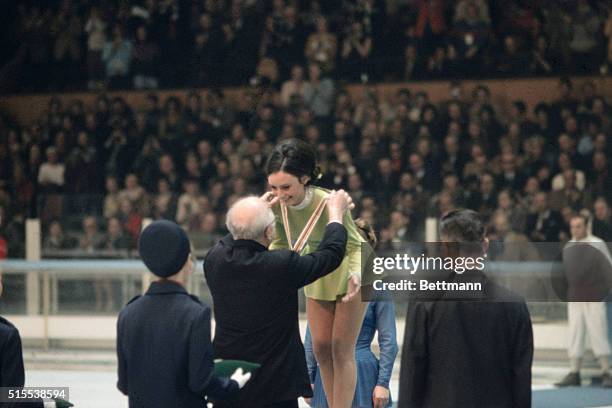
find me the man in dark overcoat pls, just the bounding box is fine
[399,209,534,408]
[204,191,355,408]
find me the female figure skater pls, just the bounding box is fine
[304,300,398,408]
[265,139,370,407]
[304,219,398,408]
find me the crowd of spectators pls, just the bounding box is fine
[0,74,611,261]
[3,0,612,94]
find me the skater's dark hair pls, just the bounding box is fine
[265,139,321,184]
[354,218,378,248]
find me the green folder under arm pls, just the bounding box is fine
[52,397,74,407]
[213,359,261,378]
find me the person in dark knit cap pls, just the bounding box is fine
[116,220,251,407]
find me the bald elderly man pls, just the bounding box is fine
[204,191,354,408]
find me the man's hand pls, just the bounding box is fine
[372,385,390,408]
[326,189,354,224]
[230,367,252,389]
[303,384,314,406]
[341,273,361,303]
[260,191,280,207]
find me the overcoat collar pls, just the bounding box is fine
[221,234,267,252]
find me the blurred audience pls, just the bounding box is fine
[6,0,610,93]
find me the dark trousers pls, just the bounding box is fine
[213,400,297,408]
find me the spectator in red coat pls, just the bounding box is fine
[415,0,447,54]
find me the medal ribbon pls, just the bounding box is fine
[280,195,328,253]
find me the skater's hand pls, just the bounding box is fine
[260,191,280,207]
[341,273,361,303]
[372,385,390,408]
[326,189,354,224]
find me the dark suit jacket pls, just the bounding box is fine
[0,316,43,408]
[0,316,25,387]
[117,281,238,408]
[467,191,497,217]
[203,222,347,407]
[496,171,527,192]
[556,240,612,301]
[399,273,533,408]
[526,210,564,243]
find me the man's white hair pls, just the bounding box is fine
[226,196,275,240]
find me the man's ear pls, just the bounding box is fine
[182,255,193,276]
[265,224,274,241]
[300,175,311,185]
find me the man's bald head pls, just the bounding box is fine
[226,196,275,241]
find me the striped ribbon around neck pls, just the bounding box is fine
[280,195,328,253]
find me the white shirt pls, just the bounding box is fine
[38,162,65,186]
[567,234,612,267]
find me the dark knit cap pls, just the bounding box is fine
[139,220,190,278]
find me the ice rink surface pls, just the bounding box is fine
[26,367,612,408]
[28,370,127,408]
